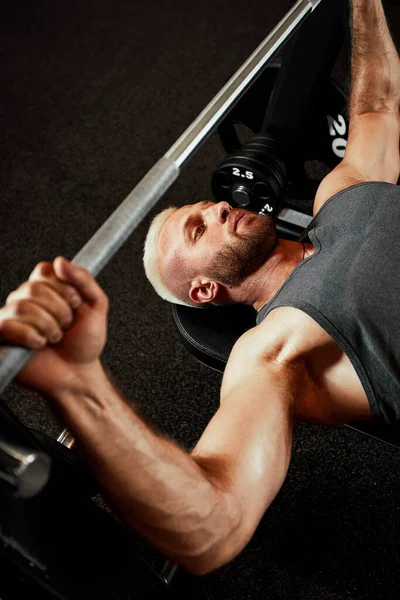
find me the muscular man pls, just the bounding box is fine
[0,0,399,577]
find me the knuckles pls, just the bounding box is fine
[25,280,44,296]
[13,298,32,316]
[4,261,110,319]
[31,262,54,278]
[6,280,45,305]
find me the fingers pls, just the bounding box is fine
[52,257,109,311]
[29,261,83,308]
[0,315,48,350]
[0,257,109,351]
[6,279,78,330]
[0,261,82,350]
[0,261,78,350]
[0,290,72,350]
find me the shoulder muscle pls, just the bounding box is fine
[221,309,302,403]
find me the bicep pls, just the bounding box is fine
[191,348,297,554]
[313,111,400,216]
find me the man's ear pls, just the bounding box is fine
[189,278,220,305]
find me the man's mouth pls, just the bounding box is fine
[232,210,248,232]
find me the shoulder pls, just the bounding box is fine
[220,307,318,410]
[225,306,326,379]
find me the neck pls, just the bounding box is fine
[226,239,314,312]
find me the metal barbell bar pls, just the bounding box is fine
[0,0,322,479]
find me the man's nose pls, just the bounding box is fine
[206,202,231,224]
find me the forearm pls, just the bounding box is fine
[350,0,400,117]
[48,361,239,574]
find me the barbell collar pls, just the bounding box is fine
[0,437,51,499]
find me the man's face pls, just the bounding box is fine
[158,201,277,302]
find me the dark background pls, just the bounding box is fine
[1,1,400,598]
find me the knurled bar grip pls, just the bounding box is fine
[0,0,322,443]
[0,157,179,401]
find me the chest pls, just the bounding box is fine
[270,307,373,424]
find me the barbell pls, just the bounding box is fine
[0,0,323,494]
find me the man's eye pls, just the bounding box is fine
[194,225,204,239]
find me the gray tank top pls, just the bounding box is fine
[256,182,400,424]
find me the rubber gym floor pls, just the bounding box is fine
[2,1,400,599]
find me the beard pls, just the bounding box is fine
[205,214,278,287]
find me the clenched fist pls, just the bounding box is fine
[0,257,109,396]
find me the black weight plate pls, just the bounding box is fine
[216,62,349,204]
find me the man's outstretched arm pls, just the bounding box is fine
[46,329,297,576]
[313,0,400,216]
[0,257,298,575]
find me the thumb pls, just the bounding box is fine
[53,256,107,308]
[53,256,78,282]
